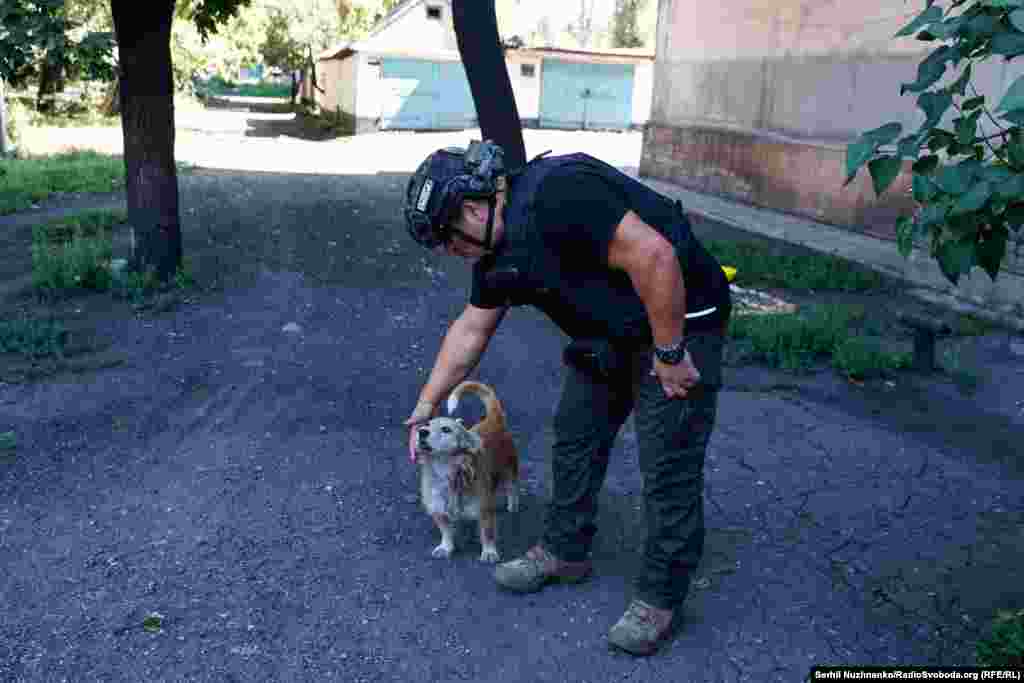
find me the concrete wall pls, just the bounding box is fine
[359,0,459,54]
[642,0,1022,255]
[504,53,543,126]
[632,61,653,128]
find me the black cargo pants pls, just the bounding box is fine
[542,331,724,611]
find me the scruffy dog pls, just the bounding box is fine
[414,381,519,562]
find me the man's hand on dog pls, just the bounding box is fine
[404,399,439,463]
[651,350,701,399]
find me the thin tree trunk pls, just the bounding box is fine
[111,0,182,282]
[37,47,66,114]
[1,78,9,157]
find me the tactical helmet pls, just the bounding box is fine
[404,140,505,249]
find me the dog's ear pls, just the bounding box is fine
[458,429,483,454]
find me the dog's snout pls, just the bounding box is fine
[417,427,430,440]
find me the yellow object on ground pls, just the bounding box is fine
[722,266,737,282]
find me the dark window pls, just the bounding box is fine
[426,6,441,19]
[520,63,535,78]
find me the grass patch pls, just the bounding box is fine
[201,76,290,99]
[729,304,910,376]
[30,209,199,303]
[0,150,125,215]
[0,315,68,359]
[832,336,912,380]
[31,209,125,297]
[977,608,1024,668]
[707,240,886,292]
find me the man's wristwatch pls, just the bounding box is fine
[654,338,688,365]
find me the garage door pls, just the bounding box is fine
[379,58,476,130]
[539,60,634,130]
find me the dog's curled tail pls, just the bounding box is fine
[446,381,506,431]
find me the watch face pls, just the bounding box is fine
[656,344,686,365]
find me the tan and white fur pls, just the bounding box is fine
[414,381,519,562]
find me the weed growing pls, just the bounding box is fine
[707,240,886,292]
[31,210,124,297]
[0,150,125,214]
[729,304,909,376]
[0,316,67,359]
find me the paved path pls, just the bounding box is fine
[2,113,1023,681]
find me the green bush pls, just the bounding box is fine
[977,609,1024,668]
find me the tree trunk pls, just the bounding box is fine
[101,75,121,117]
[1,78,9,157]
[111,0,182,282]
[452,0,526,171]
[37,48,66,114]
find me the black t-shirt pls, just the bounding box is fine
[470,161,730,343]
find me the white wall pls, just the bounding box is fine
[632,61,653,126]
[504,55,543,120]
[360,0,459,54]
[354,54,382,121]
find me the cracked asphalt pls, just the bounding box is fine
[1,109,1023,681]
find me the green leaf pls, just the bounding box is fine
[976,225,1009,279]
[0,431,15,451]
[913,173,939,201]
[845,141,876,185]
[982,165,1015,184]
[956,110,982,144]
[991,32,1024,58]
[995,173,1024,198]
[1000,109,1024,125]
[868,156,903,197]
[927,128,957,151]
[914,155,940,174]
[935,164,971,194]
[962,96,986,110]
[1009,132,1024,168]
[949,63,974,98]
[919,91,955,128]
[896,215,916,257]
[919,202,951,228]
[863,122,904,146]
[1004,202,1024,229]
[965,13,1002,40]
[902,46,954,95]
[936,237,977,284]
[895,5,945,37]
[952,180,994,214]
[1012,9,1024,32]
[981,0,1023,8]
[930,15,967,40]
[897,133,924,158]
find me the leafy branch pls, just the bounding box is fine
[846,0,1024,285]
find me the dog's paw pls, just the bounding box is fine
[431,543,454,559]
[506,492,520,513]
[479,547,501,563]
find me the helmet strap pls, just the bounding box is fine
[482,194,496,251]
